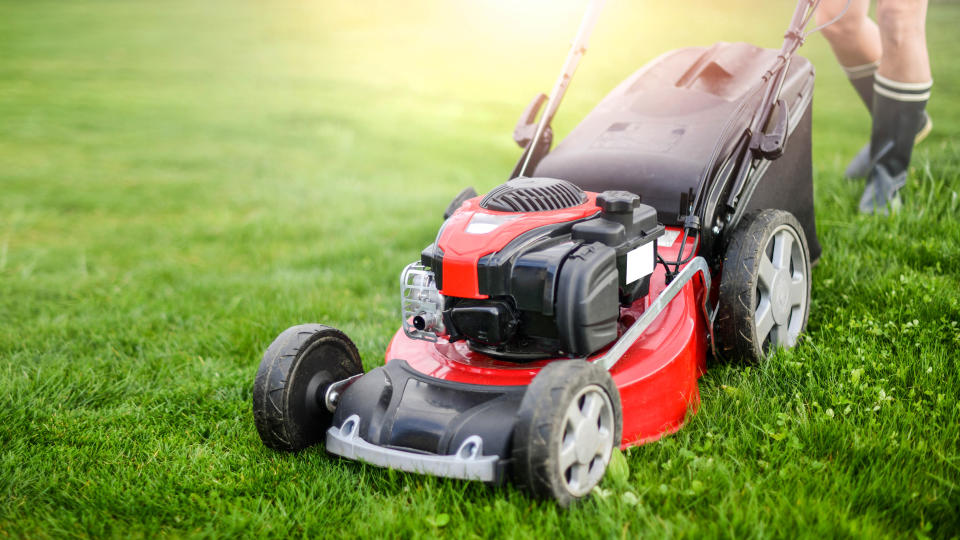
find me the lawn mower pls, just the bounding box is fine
[253,0,830,505]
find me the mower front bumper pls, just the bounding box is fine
[325,359,525,483]
[326,415,499,482]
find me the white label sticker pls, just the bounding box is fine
[626,242,654,284]
[657,229,680,248]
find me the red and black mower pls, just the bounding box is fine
[253,0,831,505]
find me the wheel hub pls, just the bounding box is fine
[751,224,809,352]
[559,386,615,497]
[573,419,602,463]
[770,269,791,325]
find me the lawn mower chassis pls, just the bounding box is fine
[325,232,710,484]
[254,0,825,500]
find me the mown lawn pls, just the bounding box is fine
[1,0,958,537]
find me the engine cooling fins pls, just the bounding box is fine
[480,177,588,213]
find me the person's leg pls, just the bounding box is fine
[876,0,931,82]
[817,0,881,110]
[860,0,932,213]
[832,0,933,180]
[818,0,885,180]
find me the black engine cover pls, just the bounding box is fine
[422,187,664,359]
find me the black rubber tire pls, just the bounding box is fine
[715,209,811,363]
[511,360,622,507]
[252,324,363,452]
[443,187,478,219]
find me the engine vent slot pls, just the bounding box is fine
[480,177,587,213]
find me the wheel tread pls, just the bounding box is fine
[511,360,622,506]
[252,324,363,452]
[715,210,811,363]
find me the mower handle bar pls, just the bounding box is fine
[720,0,850,214]
[514,0,841,182]
[515,0,606,178]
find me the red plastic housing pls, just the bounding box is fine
[436,194,600,299]
[386,228,708,449]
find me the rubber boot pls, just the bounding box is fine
[858,74,932,215]
[847,112,932,180]
[841,62,877,180]
[843,62,933,180]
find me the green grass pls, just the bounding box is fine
[1,0,958,537]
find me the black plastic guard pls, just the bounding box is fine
[331,360,526,479]
[741,102,820,263]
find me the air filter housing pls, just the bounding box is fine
[480,177,587,213]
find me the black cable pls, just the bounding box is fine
[656,254,670,271]
[659,211,703,283]
[659,228,701,283]
[675,232,701,266]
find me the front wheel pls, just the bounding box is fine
[252,324,364,451]
[511,360,622,507]
[715,209,812,363]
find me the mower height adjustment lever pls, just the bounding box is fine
[513,93,548,148]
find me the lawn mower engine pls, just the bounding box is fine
[402,177,664,360]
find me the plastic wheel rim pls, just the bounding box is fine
[558,385,615,497]
[755,224,808,352]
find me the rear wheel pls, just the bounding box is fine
[252,324,363,451]
[443,187,478,219]
[715,209,811,363]
[512,360,622,507]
